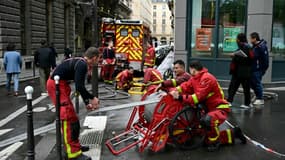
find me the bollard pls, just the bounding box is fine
[75,91,79,114]
[25,86,35,160]
[54,75,62,160]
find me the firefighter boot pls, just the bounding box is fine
[71,154,91,160]
[234,126,247,144]
[81,145,90,152]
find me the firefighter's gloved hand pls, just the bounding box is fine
[170,90,179,99]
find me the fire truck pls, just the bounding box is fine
[101,18,151,72]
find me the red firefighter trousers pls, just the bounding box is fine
[206,109,234,145]
[47,78,82,159]
[102,64,115,81]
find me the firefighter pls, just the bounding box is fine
[47,47,100,160]
[144,41,156,68]
[102,40,116,84]
[170,60,246,151]
[115,67,134,91]
[155,60,190,92]
[143,67,163,92]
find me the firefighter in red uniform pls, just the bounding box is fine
[143,67,163,92]
[170,61,246,151]
[102,40,116,84]
[156,60,190,92]
[144,41,156,68]
[115,67,134,91]
[47,47,100,160]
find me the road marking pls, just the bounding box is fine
[266,87,285,91]
[0,123,55,148]
[33,107,47,112]
[0,129,13,137]
[0,142,23,160]
[0,95,47,128]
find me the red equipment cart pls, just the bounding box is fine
[105,89,206,155]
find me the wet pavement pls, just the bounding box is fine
[99,90,285,160]
[0,78,284,160]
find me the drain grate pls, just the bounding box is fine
[80,129,104,148]
[79,129,105,160]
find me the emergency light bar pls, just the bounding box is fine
[116,19,142,25]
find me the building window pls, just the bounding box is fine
[161,37,167,45]
[153,19,156,25]
[153,12,157,17]
[153,26,156,33]
[153,5,157,10]
[162,25,166,33]
[162,4,166,10]
[189,0,247,58]
[272,0,285,60]
[162,19,166,25]
[162,11,166,17]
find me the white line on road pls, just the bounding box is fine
[0,142,23,160]
[0,95,47,128]
[0,129,13,137]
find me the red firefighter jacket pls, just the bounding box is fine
[144,46,156,67]
[176,68,230,112]
[162,72,191,88]
[144,68,163,85]
[116,69,133,89]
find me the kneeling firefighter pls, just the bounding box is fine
[170,60,246,151]
[115,67,134,92]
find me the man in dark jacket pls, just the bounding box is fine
[34,40,56,95]
[227,33,253,108]
[250,32,269,105]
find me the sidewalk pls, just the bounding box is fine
[0,68,39,86]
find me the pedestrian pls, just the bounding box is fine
[34,40,56,95]
[102,40,116,84]
[227,33,253,108]
[64,47,73,60]
[49,42,58,58]
[47,47,100,160]
[155,59,191,92]
[170,60,246,152]
[144,41,156,68]
[249,32,269,105]
[115,67,134,92]
[3,43,22,96]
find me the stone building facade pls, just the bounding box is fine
[0,0,75,68]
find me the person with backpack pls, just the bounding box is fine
[249,32,269,105]
[227,33,253,108]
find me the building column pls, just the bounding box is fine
[247,0,273,82]
[174,0,188,65]
[47,0,54,44]
[24,0,32,55]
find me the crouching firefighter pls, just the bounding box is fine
[115,67,134,92]
[170,60,247,151]
[143,67,163,92]
[47,47,100,160]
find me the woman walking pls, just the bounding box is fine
[227,33,253,108]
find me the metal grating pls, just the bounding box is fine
[80,129,104,148]
[79,129,104,160]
